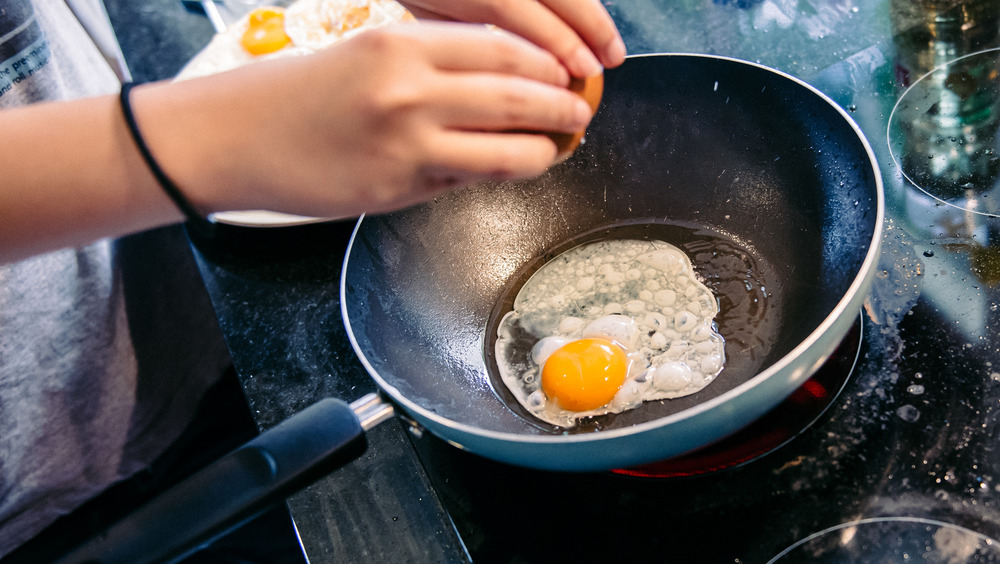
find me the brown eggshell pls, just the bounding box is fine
[548,73,604,163]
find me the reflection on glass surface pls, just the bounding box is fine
[889,0,1000,214]
[893,0,1000,81]
[768,517,1000,563]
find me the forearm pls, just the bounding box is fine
[0,92,184,264]
[0,23,598,264]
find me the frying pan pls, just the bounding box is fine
[340,53,884,471]
[56,54,883,563]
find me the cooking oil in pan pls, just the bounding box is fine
[483,221,782,433]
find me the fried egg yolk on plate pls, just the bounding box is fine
[494,239,726,428]
[241,8,293,55]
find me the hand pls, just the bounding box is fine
[134,23,596,219]
[397,0,626,77]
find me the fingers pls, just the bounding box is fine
[399,0,626,77]
[382,22,570,86]
[537,0,627,71]
[428,73,593,134]
[428,129,559,181]
[381,24,598,180]
[355,23,593,133]
[478,0,624,76]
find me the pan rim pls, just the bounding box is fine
[340,52,885,449]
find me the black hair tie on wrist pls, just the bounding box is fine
[119,82,216,239]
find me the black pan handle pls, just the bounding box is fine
[55,397,378,564]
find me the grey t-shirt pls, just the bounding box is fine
[0,1,230,555]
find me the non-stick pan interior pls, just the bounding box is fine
[342,55,879,444]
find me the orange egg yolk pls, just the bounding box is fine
[241,7,292,56]
[541,338,627,412]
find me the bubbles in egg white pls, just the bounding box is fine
[494,239,725,428]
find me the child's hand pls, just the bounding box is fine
[136,23,597,219]
[398,0,626,77]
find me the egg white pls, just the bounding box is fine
[494,239,725,428]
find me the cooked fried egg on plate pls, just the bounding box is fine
[178,0,412,80]
[176,0,413,227]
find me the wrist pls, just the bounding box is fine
[123,78,247,218]
[119,82,216,237]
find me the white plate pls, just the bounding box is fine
[210,210,328,227]
[179,0,412,227]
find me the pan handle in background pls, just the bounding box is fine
[54,394,395,564]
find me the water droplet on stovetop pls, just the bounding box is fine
[897,404,921,422]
